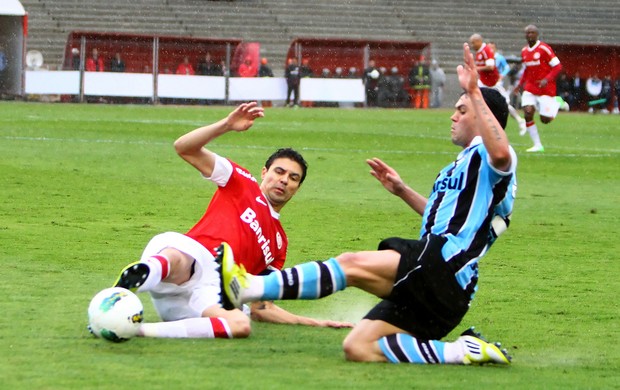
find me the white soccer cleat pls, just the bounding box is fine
[526,144,545,153]
[215,242,250,309]
[459,327,511,365]
[518,118,527,136]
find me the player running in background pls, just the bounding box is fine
[470,34,527,135]
[516,24,565,152]
[220,43,514,365]
[112,102,351,340]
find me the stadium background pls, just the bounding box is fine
[9,0,620,107]
[1,2,619,388]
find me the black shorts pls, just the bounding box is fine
[363,234,472,340]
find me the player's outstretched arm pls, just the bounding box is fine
[457,44,511,171]
[174,102,265,177]
[250,301,354,329]
[367,158,427,216]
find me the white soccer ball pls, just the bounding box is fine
[369,69,380,79]
[88,287,143,342]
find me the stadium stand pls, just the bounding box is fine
[19,0,620,76]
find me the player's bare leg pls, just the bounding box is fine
[348,320,512,365]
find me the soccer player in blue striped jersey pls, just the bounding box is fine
[220,43,515,365]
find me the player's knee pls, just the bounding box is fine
[334,252,360,269]
[334,252,363,283]
[540,116,553,124]
[229,316,252,338]
[342,336,375,362]
[342,336,365,361]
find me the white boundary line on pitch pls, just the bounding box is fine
[2,135,619,157]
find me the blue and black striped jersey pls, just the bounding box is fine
[420,136,517,293]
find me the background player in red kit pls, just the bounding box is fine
[516,24,563,152]
[469,34,526,135]
[112,102,352,339]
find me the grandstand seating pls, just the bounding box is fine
[19,0,620,75]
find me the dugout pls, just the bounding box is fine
[286,38,431,80]
[63,31,242,75]
[551,43,620,111]
[0,0,26,98]
[552,43,620,79]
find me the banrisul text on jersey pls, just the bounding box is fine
[240,207,275,266]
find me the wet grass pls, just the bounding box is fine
[1,101,618,389]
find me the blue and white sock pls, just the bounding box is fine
[379,333,459,364]
[253,258,347,301]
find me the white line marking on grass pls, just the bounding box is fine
[2,135,618,157]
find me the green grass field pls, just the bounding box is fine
[1,101,618,389]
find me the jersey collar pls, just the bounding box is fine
[460,136,483,157]
[262,192,281,219]
[527,40,541,51]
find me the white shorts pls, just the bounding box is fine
[478,79,510,104]
[141,232,221,321]
[521,91,560,119]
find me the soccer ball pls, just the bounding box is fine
[88,287,143,342]
[369,69,380,79]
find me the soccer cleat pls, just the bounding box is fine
[215,242,250,309]
[459,327,511,365]
[517,118,527,136]
[113,262,150,292]
[555,96,570,112]
[526,145,544,153]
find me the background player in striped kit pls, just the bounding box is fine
[222,43,515,365]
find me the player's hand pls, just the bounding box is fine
[538,78,548,87]
[367,158,406,196]
[226,102,265,132]
[457,43,479,93]
[313,319,355,328]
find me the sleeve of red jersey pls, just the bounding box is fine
[542,43,562,82]
[545,62,562,82]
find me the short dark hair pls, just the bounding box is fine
[265,148,308,184]
[480,87,509,129]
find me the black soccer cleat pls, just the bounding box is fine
[113,262,150,292]
[214,245,235,310]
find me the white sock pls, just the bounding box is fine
[137,255,170,292]
[240,274,264,303]
[139,317,231,338]
[443,340,466,364]
[527,123,542,146]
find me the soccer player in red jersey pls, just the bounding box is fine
[470,34,526,135]
[516,25,564,152]
[469,34,500,88]
[111,102,351,339]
